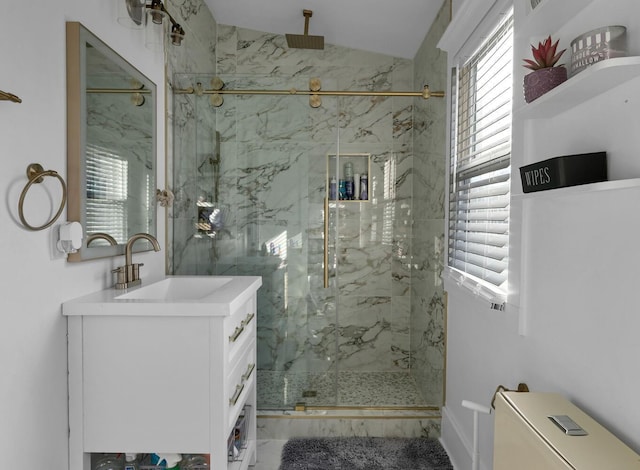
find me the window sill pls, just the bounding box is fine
[443,267,507,308]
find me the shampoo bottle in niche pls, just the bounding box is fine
[360,173,368,200]
[329,177,337,200]
[344,162,354,199]
[338,179,346,200]
[353,173,361,200]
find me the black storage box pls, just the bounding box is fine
[519,151,607,193]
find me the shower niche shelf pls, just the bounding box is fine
[327,153,371,202]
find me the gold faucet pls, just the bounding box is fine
[113,233,161,289]
[86,232,117,247]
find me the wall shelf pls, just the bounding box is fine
[514,56,640,119]
[519,0,596,39]
[513,178,640,200]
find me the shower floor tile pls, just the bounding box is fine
[258,370,430,408]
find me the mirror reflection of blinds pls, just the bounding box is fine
[86,143,128,243]
[448,11,513,292]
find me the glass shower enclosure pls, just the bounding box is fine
[171,72,436,410]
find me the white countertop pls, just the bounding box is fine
[62,275,262,316]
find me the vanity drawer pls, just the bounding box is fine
[226,299,256,363]
[227,336,255,383]
[225,297,255,338]
[226,343,256,422]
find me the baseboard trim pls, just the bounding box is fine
[440,405,472,470]
[441,405,494,470]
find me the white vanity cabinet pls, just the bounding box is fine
[63,276,262,470]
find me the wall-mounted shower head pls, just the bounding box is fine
[286,9,324,50]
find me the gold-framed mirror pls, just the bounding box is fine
[66,22,157,261]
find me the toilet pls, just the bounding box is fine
[493,391,640,469]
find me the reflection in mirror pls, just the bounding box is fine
[66,22,157,261]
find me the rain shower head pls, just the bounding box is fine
[286,9,324,50]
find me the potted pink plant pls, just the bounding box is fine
[523,36,567,103]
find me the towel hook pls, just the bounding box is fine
[18,163,67,231]
[0,89,22,103]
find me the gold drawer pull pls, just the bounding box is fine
[242,363,256,381]
[229,325,245,343]
[229,384,244,406]
[242,312,255,326]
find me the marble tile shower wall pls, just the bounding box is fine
[166,0,218,275]
[410,1,450,405]
[213,24,416,376]
[166,0,448,404]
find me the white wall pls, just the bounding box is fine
[441,1,640,469]
[0,2,166,467]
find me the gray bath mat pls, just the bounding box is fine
[279,437,453,470]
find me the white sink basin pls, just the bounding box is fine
[62,275,262,317]
[116,277,232,301]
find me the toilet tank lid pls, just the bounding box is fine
[500,392,640,470]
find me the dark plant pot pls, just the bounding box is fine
[523,67,568,103]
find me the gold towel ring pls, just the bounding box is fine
[18,163,68,231]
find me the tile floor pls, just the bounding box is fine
[252,439,286,469]
[258,370,428,408]
[252,371,438,468]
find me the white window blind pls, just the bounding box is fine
[86,143,128,243]
[448,11,513,296]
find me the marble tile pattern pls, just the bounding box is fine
[212,25,419,381]
[257,370,428,408]
[165,0,218,275]
[253,440,287,470]
[257,409,442,440]
[410,1,450,406]
[167,0,448,414]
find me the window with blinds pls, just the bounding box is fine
[448,11,513,297]
[85,143,128,244]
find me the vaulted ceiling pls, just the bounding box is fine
[204,0,448,59]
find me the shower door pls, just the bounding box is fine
[324,135,420,408]
[171,71,432,410]
[171,73,341,409]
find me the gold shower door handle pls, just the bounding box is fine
[324,196,329,288]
